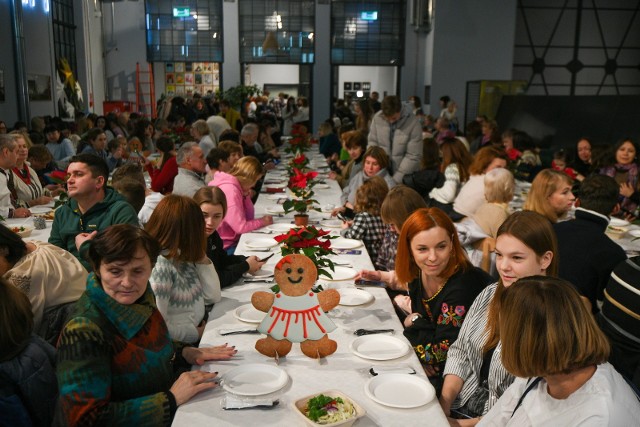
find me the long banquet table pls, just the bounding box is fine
[172,151,449,426]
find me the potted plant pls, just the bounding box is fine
[273,225,336,283]
[283,168,320,225]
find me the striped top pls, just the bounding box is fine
[443,282,515,414]
[600,256,640,341]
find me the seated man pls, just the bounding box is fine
[48,153,138,270]
[172,142,207,197]
[598,256,640,388]
[553,175,627,312]
[205,147,232,183]
[0,134,31,219]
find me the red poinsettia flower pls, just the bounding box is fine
[293,154,307,164]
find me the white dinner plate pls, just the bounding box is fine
[610,218,630,227]
[331,238,363,249]
[364,374,434,408]
[350,335,410,361]
[627,229,640,238]
[234,304,267,323]
[320,219,342,228]
[338,288,374,306]
[265,205,286,214]
[266,194,288,200]
[264,182,287,189]
[222,364,289,396]
[267,223,295,233]
[243,268,274,279]
[28,206,53,214]
[322,266,358,281]
[314,183,330,189]
[244,238,278,249]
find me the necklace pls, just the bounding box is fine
[421,272,448,303]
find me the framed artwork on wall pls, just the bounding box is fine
[27,74,52,101]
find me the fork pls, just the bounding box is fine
[353,329,395,336]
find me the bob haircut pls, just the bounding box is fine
[395,207,471,284]
[354,176,389,215]
[229,156,264,187]
[342,130,368,150]
[193,186,228,217]
[363,146,390,171]
[483,210,558,352]
[523,169,574,222]
[484,168,515,204]
[87,224,161,272]
[468,145,508,176]
[145,195,206,263]
[380,185,427,230]
[500,276,609,377]
[0,277,34,360]
[9,130,34,149]
[440,138,472,182]
[218,140,243,155]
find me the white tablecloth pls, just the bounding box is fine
[2,217,53,242]
[173,150,448,426]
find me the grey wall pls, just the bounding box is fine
[429,0,518,121]
[0,1,18,125]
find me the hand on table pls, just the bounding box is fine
[182,343,237,366]
[170,370,220,406]
[331,206,345,217]
[261,215,274,226]
[358,269,382,281]
[246,255,265,273]
[13,208,31,218]
[30,195,53,206]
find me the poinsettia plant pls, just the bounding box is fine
[288,152,310,171]
[284,124,311,154]
[274,225,336,282]
[283,169,320,215]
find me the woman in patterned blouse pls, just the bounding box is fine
[395,207,493,395]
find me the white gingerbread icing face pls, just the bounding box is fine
[274,255,317,297]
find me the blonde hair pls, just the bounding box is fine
[229,156,264,187]
[484,168,515,204]
[192,119,210,136]
[499,276,609,377]
[9,130,33,149]
[523,169,573,222]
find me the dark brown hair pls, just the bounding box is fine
[145,195,206,262]
[440,138,472,182]
[87,224,161,271]
[193,186,228,217]
[0,278,33,361]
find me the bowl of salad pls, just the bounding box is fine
[293,390,365,426]
[11,226,33,238]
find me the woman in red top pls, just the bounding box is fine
[146,136,178,194]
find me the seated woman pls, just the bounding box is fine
[146,136,179,194]
[193,186,265,287]
[9,131,56,207]
[471,168,515,239]
[440,211,557,424]
[78,128,119,172]
[56,224,235,426]
[512,130,542,182]
[210,156,273,252]
[334,146,396,217]
[0,277,57,427]
[453,146,508,218]
[190,119,215,157]
[427,137,472,218]
[571,137,593,178]
[599,138,639,219]
[395,208,493,393]
[318,121,342,160]
[146,196,222,344]
[597,256,640,389]
[43,124,74,169]
[523,169,575,223]
[402,137,445,201]
[328,130,367,189]
[1,223,87,345]
[478,277,640,425]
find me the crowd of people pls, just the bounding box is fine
[1,90,640,425]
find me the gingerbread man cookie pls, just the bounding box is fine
[251,254,340,358]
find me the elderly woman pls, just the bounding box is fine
[210,156,273,251]
[395,208,493,393]
[9,131,57,207]
[56,224,236,426]
[471,168,515,239]
[523,169,575,223]
[191,119,216,157]
[478,277,640,426]
[1,223,87,344]
[440,211,557,424]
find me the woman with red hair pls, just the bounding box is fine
[396,207,493,393]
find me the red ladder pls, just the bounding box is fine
[135,62,156,118]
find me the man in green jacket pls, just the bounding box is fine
[49,153,139,271]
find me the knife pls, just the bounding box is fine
[219,329,260,336]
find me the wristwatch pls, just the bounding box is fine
[410,313,422,324]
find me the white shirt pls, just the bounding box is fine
[0,168,13,218]
[478,363,640,426]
